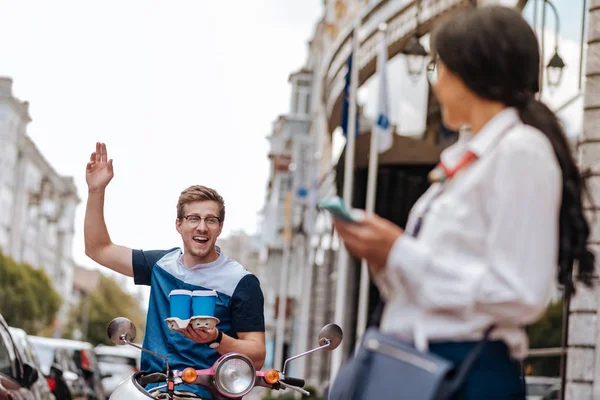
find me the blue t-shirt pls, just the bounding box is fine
[132,247,265,399]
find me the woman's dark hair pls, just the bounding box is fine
[431,6,595,294]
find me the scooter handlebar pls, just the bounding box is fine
[281,376,305,388]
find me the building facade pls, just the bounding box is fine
[257,0,475,392]
[217,230,260,275]
[0,76,80,336]
[257,68,317,374]
[566,0,600,397]
[256,0,586,396]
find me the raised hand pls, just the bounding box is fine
[86,142,114,192]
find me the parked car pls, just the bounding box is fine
[94,345,140,397]
[541,384,560,400]
[0,314,39,400]
[28,336,89,400]
[7,327,55,400]
[526,376,561,400]
[33,338,106,400]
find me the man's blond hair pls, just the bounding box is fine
[176,185,225,222]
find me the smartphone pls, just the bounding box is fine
[317,196,363,223]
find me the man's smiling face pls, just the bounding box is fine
[176,200,223,266]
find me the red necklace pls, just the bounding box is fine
[428,151,478,183]
[414,121,518,237]
[428,121,518,183]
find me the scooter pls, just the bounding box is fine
[106,317,343,399]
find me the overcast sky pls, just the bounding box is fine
[1,0,586,282]
[0,0,323,275]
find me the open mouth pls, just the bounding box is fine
[193,236,209,244]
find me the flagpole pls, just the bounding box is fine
[356,23,390,348]
[274,189,293,372]
[330,20,360,385]
[295,148,321,379]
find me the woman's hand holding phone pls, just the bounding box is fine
[317,196,365,223]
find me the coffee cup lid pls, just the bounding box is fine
[192,290,217,297]
[169,289,193,296]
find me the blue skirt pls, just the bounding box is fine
[429,340,526,400]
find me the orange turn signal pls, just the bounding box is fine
[264,369,280,385]
[182,367,198,384]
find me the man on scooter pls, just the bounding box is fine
[84,142,266,399]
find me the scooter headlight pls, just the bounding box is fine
[213,353,256,397]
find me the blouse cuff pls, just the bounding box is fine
[385,234,429,294]
[373,267,393,301]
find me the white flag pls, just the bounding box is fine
[375,29,392,153]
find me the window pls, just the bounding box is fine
[293,91,301,114]
[304,93,312,114]
[31,342,54,375]
[0,184,14,226]
[97,354,138,368]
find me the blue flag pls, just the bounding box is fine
[341,54,359,137]
[374,29,392,153]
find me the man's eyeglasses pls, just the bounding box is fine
[182,215,221,228]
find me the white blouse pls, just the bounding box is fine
[377,107,562,359]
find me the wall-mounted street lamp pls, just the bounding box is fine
[401,0,428,78]
[538,0,566,93]
[402,35,429,78]
[546,49,566,88]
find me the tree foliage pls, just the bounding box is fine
[525,298,563,377]
[0,251,62,334]
[65,274,146,346]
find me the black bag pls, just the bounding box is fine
[328,326,494,400]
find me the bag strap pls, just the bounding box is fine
[446,325,495,392]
